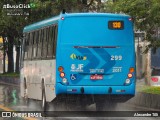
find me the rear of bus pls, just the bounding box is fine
[56,13,135,101]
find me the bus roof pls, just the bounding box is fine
[23,13,130,33]
[65,13,130,18]
[23,15,60,33]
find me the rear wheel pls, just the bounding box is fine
[24,89,30,106]
[24,78,29,106]
[41,83,47,111]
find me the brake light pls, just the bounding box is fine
[60,72,65,78]
[151,77,158,82]
[128,73,133,78]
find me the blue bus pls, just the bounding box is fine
[21,12,136,111]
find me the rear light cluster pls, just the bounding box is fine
[151,77,158,82]
[58,66,68,84]
[128,68,134,78]
[125,67,134,85]
[58,66,65,78]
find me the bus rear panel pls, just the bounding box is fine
[56,14,135,98]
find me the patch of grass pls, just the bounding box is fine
[0,73,20,77]
[137,85,160,94]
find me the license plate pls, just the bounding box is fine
[90,75,103,80]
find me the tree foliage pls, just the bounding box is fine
[104,0,160,52]
[0,0,102,73]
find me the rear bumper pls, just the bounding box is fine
[56,83,135,95]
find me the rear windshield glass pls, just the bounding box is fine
[151,69,160,76]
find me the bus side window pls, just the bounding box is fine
[47,25,55,58]
[37,29,42,59]
[35,30,39,58]
[32,31,38,59]
[42,27,49,59]
[46,27,49,57]
[28,32,34,60]
[24,33,29,60]
[53,25,58,57]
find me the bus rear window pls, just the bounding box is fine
[108,21,124,30]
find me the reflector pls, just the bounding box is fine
[151,77,158,82]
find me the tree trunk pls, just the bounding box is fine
[16,41,20,73]
[144,42,151,86]
[2,36,6,73]
[96,0,102,12]
[7,36,14,73]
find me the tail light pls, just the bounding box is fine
[58,66,68,84]
[58,66,65,78]
[128,73,133,78]
[60,72,65,78]
[151,77,158,82]
[129,68,134,73]
[127,67,134,78]
[58,66,64,72]
[125,67,134,85]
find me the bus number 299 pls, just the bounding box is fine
[111,55,122,61]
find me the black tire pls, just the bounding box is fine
[24,97,30,106]
[23,78,29,106]
[42,83,47,111]
[24,89,30,106]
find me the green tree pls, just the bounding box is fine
[103,0,160,85]
[104,0,160,50]
[0,0,101,73]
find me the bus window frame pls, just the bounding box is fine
[37,29,42,59]
[46,26,52,58]
[53,24,58,58]
[35,30,39,59]
[24,32,29,60]
[23,33,26,60]
[23,23,58,60]
[31,31,36,60]
[47,25,56,59]
[40,28,44,59]
[41,28,46,59]
[32,30,39,60]
[46,27,49,57]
